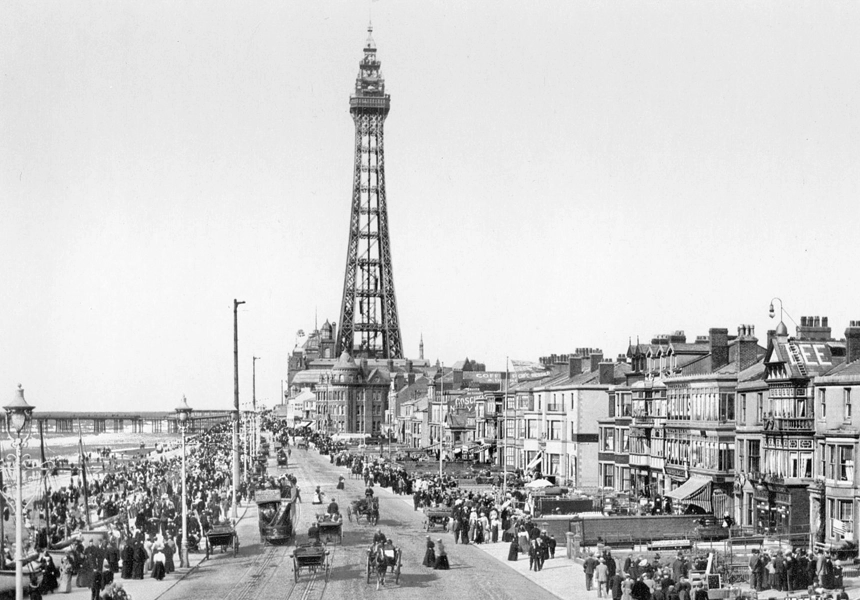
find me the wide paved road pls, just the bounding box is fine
[161,445,554,600]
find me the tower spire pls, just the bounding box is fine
[337,26,403,359]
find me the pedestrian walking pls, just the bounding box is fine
[596,558,609,598]
[584,552,598,591]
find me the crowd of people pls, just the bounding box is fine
[2,420,245,598]
[275,423,857,600]
[748,547,845,593]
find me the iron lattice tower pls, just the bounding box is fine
[336,25,403,359]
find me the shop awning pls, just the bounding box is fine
[297,420,314,429]
[526,452,543,471]
[664,475,712,512]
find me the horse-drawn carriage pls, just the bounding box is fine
[256,489,295,545]
[347,497,379,525]
[316,514,343,545]
[366,542,401,590]
[423,506,450,532]
[291,543,331,582]
[205,524,239,558]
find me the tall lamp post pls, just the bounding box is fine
[4,385,34,600]
[439,362,444,479]
[175,395,193,568]
[232,298,245,520]
[252,356,260,457]
[231,408,239,520]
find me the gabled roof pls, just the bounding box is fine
[767,338,843,379]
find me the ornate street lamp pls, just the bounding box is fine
[4,385,34,600]
[175,395,193,568]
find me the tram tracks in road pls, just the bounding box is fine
[284,546,335,600]
[221,542,291,600]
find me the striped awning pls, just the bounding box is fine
[526,452,543,471]
[664,475,712,513]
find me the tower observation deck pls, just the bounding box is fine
[336,24,403,359]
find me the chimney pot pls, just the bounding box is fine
[823,317,829,327]
[590,351,604,373]
[814,316,820,327]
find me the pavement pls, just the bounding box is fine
[46,502,250,600]
[378,483,860,600]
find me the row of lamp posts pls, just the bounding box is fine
[0,386,202,600]
[0,300,256,599]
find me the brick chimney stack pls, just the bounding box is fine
[710,327,730,372]
[590,351,604,373]
[797,315,832,341]
[846,321,860,364]
[569,355,583,378]
[737,325,760,371]
[599,360,615,385]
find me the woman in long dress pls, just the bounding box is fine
[132,541,147,579]
[163,538,175,574]
[39,550,59,593]
[517,526,530,555]
[507,536,519,561]
[422,536,436,567]
[120,542,134,579]
[151,546,166,581]
[433,538,449,570]
[57,552,74,593]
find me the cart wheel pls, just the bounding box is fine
[395,562,401,584]
[325,561,331,582]
[294,562,299,583]
[233,535,239,556]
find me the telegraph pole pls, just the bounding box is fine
[233,299,245,520]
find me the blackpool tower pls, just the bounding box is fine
[336,25,404,359]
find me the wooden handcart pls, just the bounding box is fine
[205,524,239,558]
[291,543,331,582]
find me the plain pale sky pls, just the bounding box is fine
[2,1,859,412]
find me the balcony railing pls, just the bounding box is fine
[546,404,564,413]
[773,417,814,431]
